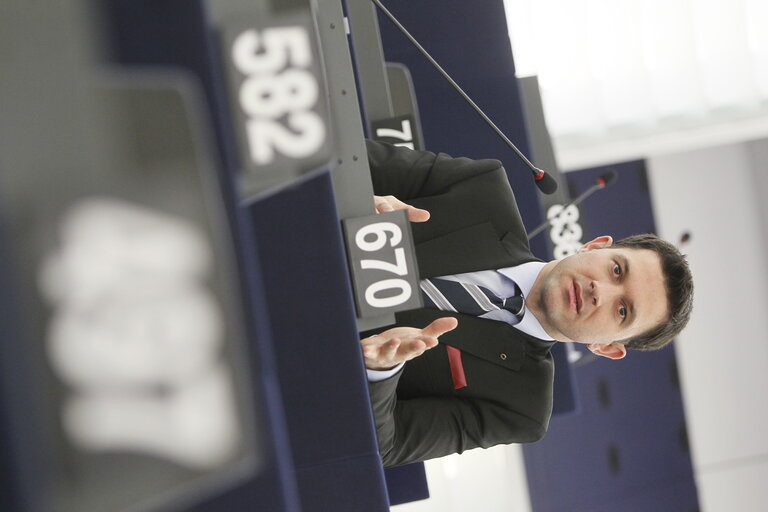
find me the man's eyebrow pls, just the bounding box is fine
[627,301,636,327]
[621,254,630,279]
[620,254,636,327]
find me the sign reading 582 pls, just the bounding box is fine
[230,26,325,165]
[222,17,329,197]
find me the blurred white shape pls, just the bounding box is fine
[40,197,211,307]
[565,342,584,364]
[40,196,239,470]
[48,282,222,388]
[64,364,240,470]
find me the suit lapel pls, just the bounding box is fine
[414,223,529,277]
[395,308,553,371]
[402,215,552,372]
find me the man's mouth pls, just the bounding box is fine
[574,282,582,313]
[569,281,582,314]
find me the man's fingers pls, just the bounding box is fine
[374,195,430,223]
[422,337,439,349]
[374,195,395,214]
[361,322,447,368]
[406,207,431,223]
[361,334,385,347]
[422,317,459,338]
[409,339,425,352]
[398,339,429,362]
[385,338,401,353]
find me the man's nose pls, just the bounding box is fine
[589,281,620,307]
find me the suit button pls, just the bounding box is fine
[499,353,508,360]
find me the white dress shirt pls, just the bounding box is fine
[367,262,553,382]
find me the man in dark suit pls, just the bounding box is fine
[360,140,694,468]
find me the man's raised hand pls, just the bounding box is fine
[374,195,430,222]
[361,317,458,371]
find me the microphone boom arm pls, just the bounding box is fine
[369,0,557,194]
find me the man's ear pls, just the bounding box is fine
[587,342,627,360]
[578,235,614,253]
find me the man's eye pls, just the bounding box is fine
[613,263,622,277]
[619,305,627,319]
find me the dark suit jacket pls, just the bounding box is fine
[366,140,555,468]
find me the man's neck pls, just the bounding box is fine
[525,260,556,319]
[524,259,564,342]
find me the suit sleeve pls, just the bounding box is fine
[368,372,546,468]
[366,139,503,200]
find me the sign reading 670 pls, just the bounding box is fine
[343,211,423,318]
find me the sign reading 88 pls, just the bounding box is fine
[546,203,583,260]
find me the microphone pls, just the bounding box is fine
[534,170,558,194]
[527,170,618,240]
[369,0,557,194]
[596,170,617,188]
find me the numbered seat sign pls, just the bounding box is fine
[222,17,330,196]
[40,197,241,470]
[342,210,422,318]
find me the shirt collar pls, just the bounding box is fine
[498,262,554,341]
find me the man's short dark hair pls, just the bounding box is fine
[612,233,694,351]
